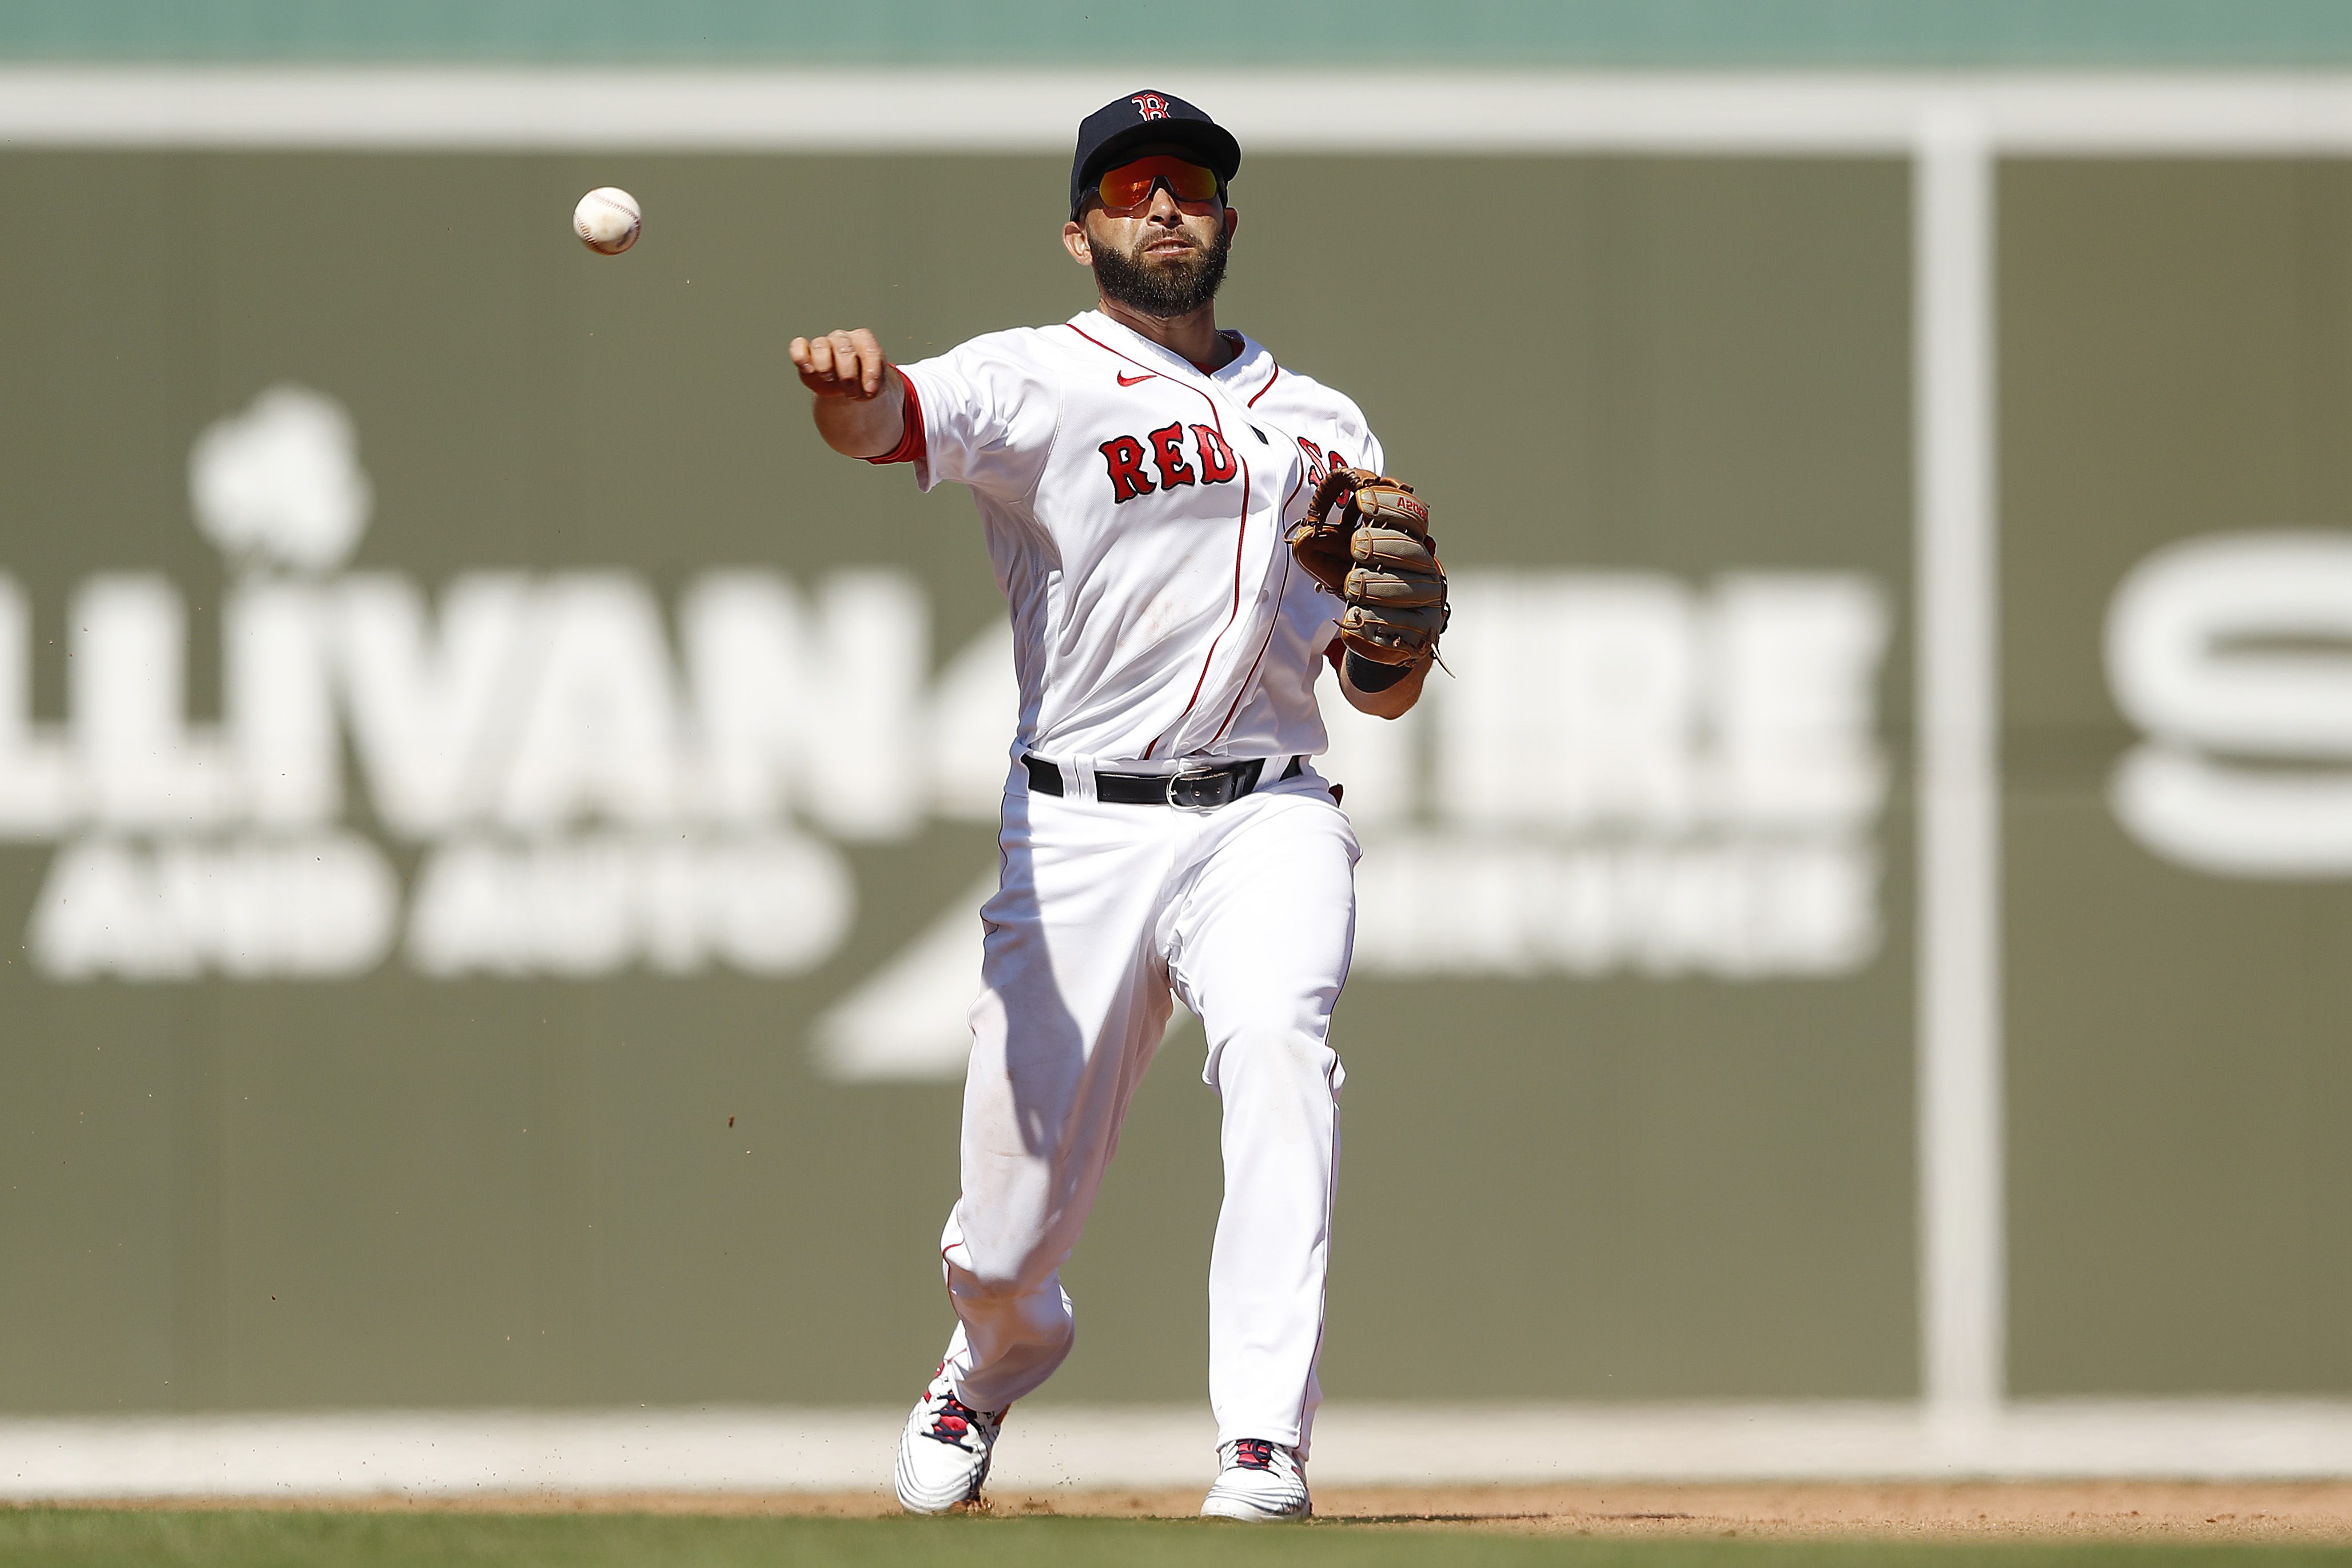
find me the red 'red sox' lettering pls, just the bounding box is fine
[1192,424,1237,483]
[1148,423,1197,489]
[1100,435,1154,502]
[1099,424,1240,504]
[1292,437,1352,487]
[1295,437,1327,484]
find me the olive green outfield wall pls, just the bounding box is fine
[0,152,1917,1411]
[2001,162,2352,1398]
[9,150,2351,1418]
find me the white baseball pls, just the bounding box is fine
[574,187,641,255]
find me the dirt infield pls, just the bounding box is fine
[71,1482,2352,1543]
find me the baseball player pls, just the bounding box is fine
[789,90,1446,1521]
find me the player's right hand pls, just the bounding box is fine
[790,328,891,399]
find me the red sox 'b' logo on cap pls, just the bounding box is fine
[1132,94,1171,120]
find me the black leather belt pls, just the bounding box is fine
[1024,754,1302,810]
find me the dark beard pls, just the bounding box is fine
[1091,225,1231,318]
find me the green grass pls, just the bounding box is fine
[2,1511,2350,1568]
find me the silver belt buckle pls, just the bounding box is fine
[1165,765,1236,813]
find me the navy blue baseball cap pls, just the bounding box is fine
[1070,90,1242,219]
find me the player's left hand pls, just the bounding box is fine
[789,328,892,400]
[1286,467,1448,666]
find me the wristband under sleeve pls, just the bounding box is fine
[863,368,926,467]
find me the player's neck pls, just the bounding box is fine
[1095,296,1236,375]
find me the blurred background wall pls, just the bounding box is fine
[14,0,2352,67]
[1,2,2347,1429]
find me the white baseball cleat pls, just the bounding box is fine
[894,1366,1006,1514]
[1200,1437,1312,1521]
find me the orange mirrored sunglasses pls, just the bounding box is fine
[1095,155,1222,212]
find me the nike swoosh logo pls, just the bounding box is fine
[1116,372,1152,386]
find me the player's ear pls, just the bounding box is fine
[1223,205,1240,242]
[1062,218,1092,266]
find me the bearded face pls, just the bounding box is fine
[1088,214,1232,319]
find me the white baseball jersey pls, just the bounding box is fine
[897,309,1384,768]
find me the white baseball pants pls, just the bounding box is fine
[936,762,1358,1454]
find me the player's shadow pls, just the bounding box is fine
[1305,1512,1556,1526]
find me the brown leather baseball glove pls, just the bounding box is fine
[1285,467,1447,666]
